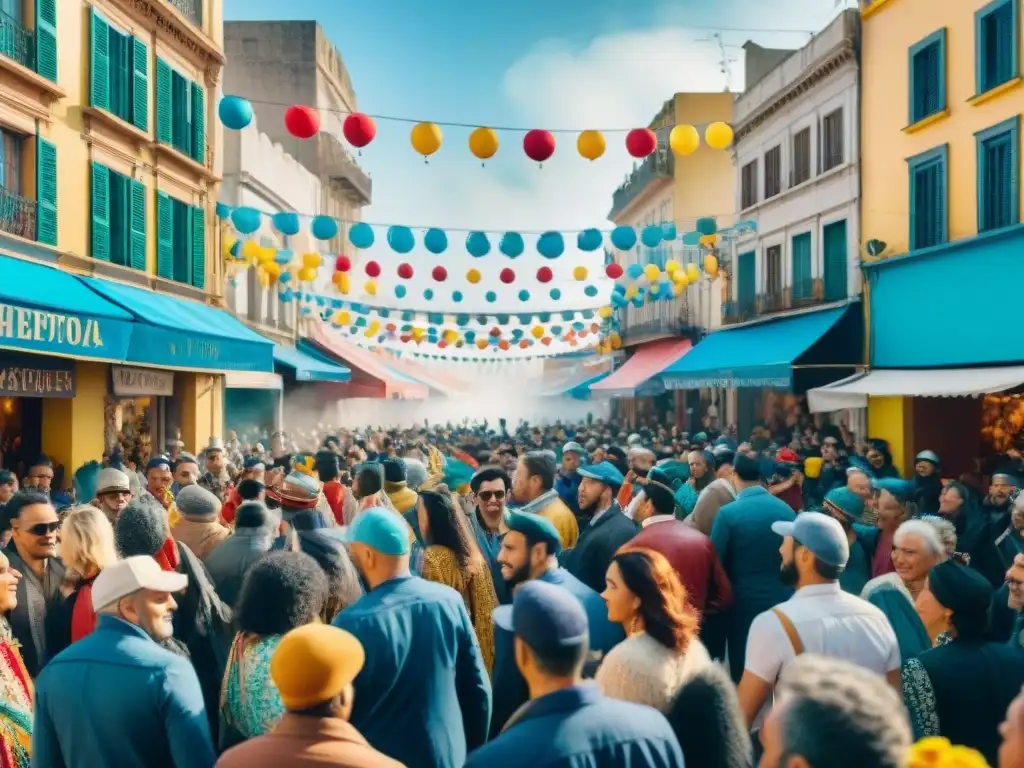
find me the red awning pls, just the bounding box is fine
[590,338,692,397]
[305,324,429,400]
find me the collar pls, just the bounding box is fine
[737,485,768,499]
[370,572,415,593]
[537,565,566,586]
[517,489,560,516]
[272,714,370,745]
[96,614,159,642]
[641,514,676,529]
[474,509,508,536]
[503,683,602,733]
[793,582,842,598]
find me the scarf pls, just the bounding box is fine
[154,537,180,572]
[70,581,97,643]
[516,489,559,516]
[220,633,285,741]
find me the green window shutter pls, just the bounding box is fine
[171,71,188,154]
[35,0,57,83]
[35,137,57,246]
[737,251,756,309]
[791,233,812,300]
[823,221,848,302]
[190,82,205,165]
[191,204,206,289]
[129,179,146,271]
[132,38,149,132]
[155,58,172,144]
[156,191,174,278]
[90,162,110,262]
[89,10,110,111]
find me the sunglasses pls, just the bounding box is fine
[477,490,506,502]
[25,521,59,537]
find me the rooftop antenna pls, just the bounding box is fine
[695,32,738,92]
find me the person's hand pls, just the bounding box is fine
[793,469,804,487]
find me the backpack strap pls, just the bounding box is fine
[771,608,804,656]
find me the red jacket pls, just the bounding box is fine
[322,480,347,526]
[630,519,734,615]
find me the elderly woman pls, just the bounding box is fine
[862,516,955,661]
[870,478,916,578]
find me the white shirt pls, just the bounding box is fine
[642,514,676,529]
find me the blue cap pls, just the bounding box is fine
[847,456,875,477]
[873,477,916,504]
[493,580,589,655]
[342,507,410,556]
[577,461,625,488]
[823,486,866,523]
[771,511,849,568]
[506,511,562,555]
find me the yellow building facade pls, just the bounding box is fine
[0,0,235,476]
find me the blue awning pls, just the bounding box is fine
[81,278,274,372]
[0,256,134,361]
[274,344,350,382]
[661,303,859,389]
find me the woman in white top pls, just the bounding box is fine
[596,547,711,712]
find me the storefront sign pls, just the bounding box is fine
[0,302,134,362]
[0,355,75,398]
[112,365,174,397]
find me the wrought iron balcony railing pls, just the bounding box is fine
[723,279,826,324]
[165,0,201,26]
[0,9,33,70]
[0,188,36,240]
[619,295,689,344]
[608,151,674,219]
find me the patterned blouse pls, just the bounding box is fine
[421,545,497,673]
[900,632,952,739]
[0,624,32,768]
[220,634,285,747]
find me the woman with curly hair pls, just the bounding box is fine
[219,550,329,751]
[417,486,498,672]
[596,547,711,712]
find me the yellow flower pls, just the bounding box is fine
[935,746,991,768]
[905,738,991,768]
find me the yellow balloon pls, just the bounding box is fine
[294,266,313,282]
[672,282,684,297]
[242,240,261,260]
[412,327,425,340]
[476,338,488,350]
[302,252,322,270]
[364,279,377,296]
[469,127,499,160]
[673,270,689,287]
[367,321,380,335]
[411,122,443,157]
[573,266,588,281]
[264,262,282,280]
[335,310,351,325]
[260,246,277,264]
[704,254,719,277]
[444,329,458,343]
[699,233,719,248]
[336,272,350,295]
[610,333,622,350]
[705,121,734,150]
[669,124,700,156]
[643,264,661,282]
[531,325,544,339]
[466,268,482,284]
[598,306,613,319]
[686,263,701,283]
[363,327,375,339]
[576,130,606,161]
[222,236,237,259]
[665,259,680,274]
[625,284,639,300]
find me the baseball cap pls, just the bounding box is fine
[342,507,410,556]
[562,441,586,456]
[771,512,850,568]
[270,624,365,711]
[493,580,589,655]
[91,555,188,611]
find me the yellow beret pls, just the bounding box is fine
[270,624,365,711]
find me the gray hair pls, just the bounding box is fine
[893,518,951,560]
[776,655,911,768]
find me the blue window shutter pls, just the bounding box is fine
[35,137,57,246]
[791,233,812,300]
[90,162,110,262]
[129,179,146,271]
[737,251,756,309]
[977,117,1020,232]
[35,0,57,83]
[823,220,848,302]
[155,58,172,144]
[976,0,1020,94]
[156,191,173,278]
[191,204,206,289]
[171,71,189,154]
[89,10,109,111]
[132,38,149,132]
[190,82,205,165]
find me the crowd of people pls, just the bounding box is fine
[0,416,1018,766]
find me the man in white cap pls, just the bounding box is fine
[33,555,216,766]
[92,467,133,525]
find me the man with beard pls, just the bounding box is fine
[562,461,634,594]
[736,512,900,732]
[490,511,624,736]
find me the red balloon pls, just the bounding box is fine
[519,339,529,349]
[284,105,320,139]
[343,113,376,148]
[335,255,351,272]
[500,267,516,284]
[432,266,448,282]
[536,266,553,283]
[365,260,381,277]
[386,323,396,332]
[523,130,556,163]
[438,340,448,349]
[626,128,657,158]
[499,340,510,351]
[397,263,413,279]
[400,334,411,343]
[605,263,623,279]
[590,323,600,332]
[541,337,552,346]
[489,327,501,337]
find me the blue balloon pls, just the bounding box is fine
[218,95,253,130]
[452,291,463,302]
[349,222,375,249]
[466,231,491,258]
[278,272,292,284]
[631,296,644,308]
[485,291,497,303]
[465,331,476,342]
[662,222,677,241]
[572,322,585,331]
[613,282,626,294]
[402,311,415,321]
[536,231,564,259]
[388,225,415,254]
[424,228,448,254]
[395,285,407,298]
[270,212,299,236]
[626,263,644,280]
[215,202,232,220]
[681,231,701,245]
[518,290,530,301]
[311,215,339,241]
[551,325,563,335]
[273,249,293,265]
[499,232,524,258]
[610,225,637,250]
[576,228,603,252]
[456,314,469,325]
[280,288,293,300]
[696,216,717,236]
[355,317,367,327]
[428,313,444,324]
[641,225,663,248]
[476,315,489,324]
[611,293,627,308]
[423,289,434,300]
[230,206,262,235]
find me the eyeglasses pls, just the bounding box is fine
[25,521,59,537]
[478,490,506,502]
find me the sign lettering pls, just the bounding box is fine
[112,366,174,397]
[129,0,214,62]
[0,304,104,349]
[167,338,220,362]
[0,357,75,398]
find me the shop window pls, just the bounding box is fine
[908,144,949,250]
[791,232,812,301]
[89,9,148,131]
[156,191,205,288]
[975,0,1019,96]
[976,115,1020,232]
[791,127,811,186]
[90,162,146,270]
[909,28,947,125]
[820,109,844,172]
[764,145,781,199]
[741,160,758,209]
[155,57,205,164]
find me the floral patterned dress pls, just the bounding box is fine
[219,633,285,751]
[0,624,32,768]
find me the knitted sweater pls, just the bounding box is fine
[595,632,712,712]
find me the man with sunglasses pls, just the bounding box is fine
[4,490,64,677]
[469,466,511,604]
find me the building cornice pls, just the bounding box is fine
[734,41,856,145]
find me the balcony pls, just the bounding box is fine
[0,10,32,70]
[608,150,674,220]
[318,133,372,206]
[165,0,201,26]
[619,295,689,346]
[723,279,826,324]
[0,188,36,240]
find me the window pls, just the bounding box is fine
[764,146,782,199]
[792,128,811,186]
[909,29,947,124]
[91,163,146,270]
[975,0,1019,95]
[907,144,949,250]
[89,10,148,131]
[156,57,206,165]
[0,129,22,194]
[976,116,1020,232]
[765,245,783,297]
[821,109,844,172]
[741,160,758,209]
[156,191,205,288]
[791,233,812,301]
[823,220,848,302]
